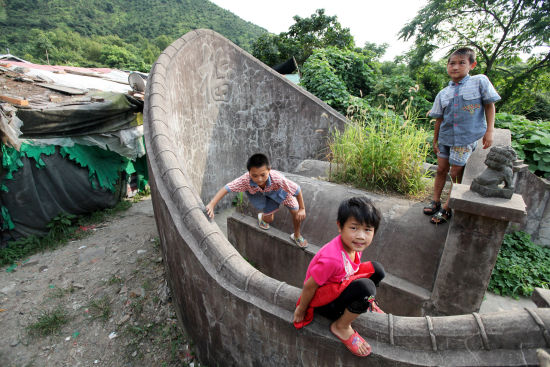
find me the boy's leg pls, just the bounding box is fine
[424,146,450,215]
[443,165,465,209]
[289,208,308,248]
[431,143,476,224]
[431,165,463,224]
[261,212,274,224]
[433,156,450,203]
[258,198,279,229]
[289,208,301,238]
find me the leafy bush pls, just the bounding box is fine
[329,107,430,196]
[368,75,432,125]
[495,113,550,178]
[489,231,550,299]
[300,48,353,113]
[524,92,550,121]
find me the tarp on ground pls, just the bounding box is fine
[0,143,148,243]
[17,91,142,138]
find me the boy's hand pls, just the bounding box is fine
[482,129,494,149]
[205,203,215,219]
[296,208,306,221]
[433,141,440,155]
[293,305,306,323]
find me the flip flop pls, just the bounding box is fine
[258,213,270,230]
[290,233,308,249]
[431,208,452,224]
[423,200,441,215]
[332,329,371,357]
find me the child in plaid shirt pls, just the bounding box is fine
[423,47,501,225]
[206,153,308,248]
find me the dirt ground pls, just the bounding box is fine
[0,196,202,367]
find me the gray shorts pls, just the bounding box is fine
[438,141,477,166]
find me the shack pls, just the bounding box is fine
[0,58,147,243]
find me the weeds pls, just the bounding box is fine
[142,279,153,291]
[47,286,75,299]
[130,299,144,316]
[1,199,135,267]
[489,231,550,299]
[329,106,430,196]
[132,186,151,203]
[232,192,245,212]
[27,307,69,336]
[107,275,125,285]
[88,296,112,322]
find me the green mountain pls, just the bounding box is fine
[0,0,267,71]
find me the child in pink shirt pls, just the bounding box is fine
[293,197,385,357]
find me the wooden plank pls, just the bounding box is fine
[36,82,87,95]
[0,95,29,106]
[64,68,100,78]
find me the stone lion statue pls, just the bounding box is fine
[470,145,517,199]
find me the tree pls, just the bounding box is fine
[399,0,550,105]
[359,42,389,61]
[252,9,355,67]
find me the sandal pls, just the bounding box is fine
[367,296,385,314]
[431,208,452,224]
[423,200,441,215]
[258,213,270,230]
[290,233,308,249]
[331,328,371,357]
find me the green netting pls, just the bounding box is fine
[1,144,24,180]
[1,205,14,230]
[2,143,134,193]
[59,144,129,192]
[124,154,149,191]
[21,144,56,168]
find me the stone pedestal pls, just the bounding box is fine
[430,184,526,315]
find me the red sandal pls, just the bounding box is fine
[331,329,371,357]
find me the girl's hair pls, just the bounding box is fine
[449,47,476,64]
[246,153,270,171]
[337,197,382,231]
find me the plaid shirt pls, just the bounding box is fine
[429,74,501,146]
[225,170,301,207]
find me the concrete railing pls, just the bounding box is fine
[144,29,550,366]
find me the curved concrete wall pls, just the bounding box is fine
[144,30,549,366]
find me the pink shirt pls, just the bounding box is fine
[305,235,362,286]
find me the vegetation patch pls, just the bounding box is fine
[329,107,430,197]
[27,307,70,337]
[489,231,550,299]
[0,199,133,267]
[495,113,550,179]
[88,296,112,322]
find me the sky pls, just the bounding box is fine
[209,0,428,61]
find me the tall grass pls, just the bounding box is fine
[329,105,430,196]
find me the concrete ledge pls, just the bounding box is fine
[532,288,550,308]
[450,184,526,223]
[227,212,318,288]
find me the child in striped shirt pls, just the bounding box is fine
[205,153,308,248]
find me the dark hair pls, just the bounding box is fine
[246,153,270,171]
[449,47,476,64]
[337,197,382,231]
